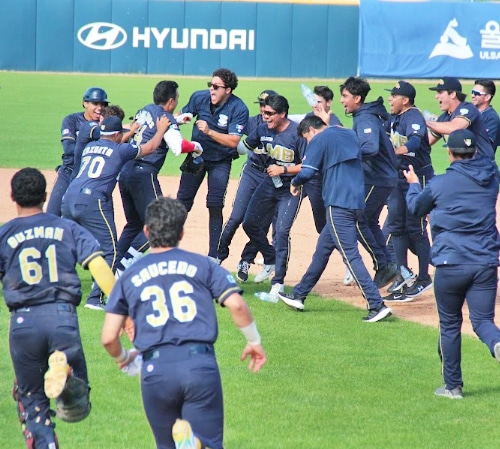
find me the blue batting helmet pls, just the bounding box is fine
[83,87,109,104]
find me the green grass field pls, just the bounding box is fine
[1,72,500,448]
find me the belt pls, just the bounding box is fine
[11,303,76,314]
[250,162,268,173]
[143,343,214,362]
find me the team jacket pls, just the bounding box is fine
[181,90,249,162]
[481,106,500,153]
[432,101,494,159]
[352,97,397,187]
[406,156,500,267]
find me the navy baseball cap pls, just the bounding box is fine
[444,129,476,153]
[429,77,462,92]
[100,116,127,135]
[255,90,278,104]
[385,81,416,101]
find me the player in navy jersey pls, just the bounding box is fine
[47,87,109,216]
[278,116,392,323]
[383,81,434,302]
[471,79,499,153]
[62,115,170,310]
[426,77,494,159]
[115,81,203,276]
[0,168,115,449]
[102,197,266,449]
[216,89,277,281]
[176,68,249,259]
[241,95,306,300]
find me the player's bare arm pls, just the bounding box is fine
[196,119,241,148]
[426,116,469,136]
[101,312,139,368]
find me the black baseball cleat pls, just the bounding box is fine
[383,286,414,303]
[373,263,398,289]
[278,292,306,311]
[363,303,392,322]
[236,261,250,283]
[404,278,433,299]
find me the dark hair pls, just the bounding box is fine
[212,68,238,91]
[455,91,467,102]
[474,79,496,98]
[297,115,327,136]
[145,197,187,248]
[153,81,179,105]
[102,105,125,121]
[314,86,334,102]
[11,168,46,207]
[339,76,371,102]
[265,95,289,115]
[450,148,475,159]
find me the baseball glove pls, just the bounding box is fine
[180,153,204,175]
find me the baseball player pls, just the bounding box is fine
[277,116,392,323]
[383,81,434,302]
[176,68,249,259]
[47,87,109,216]
[426,77,494,159]
[241,95,306,300]
[404,129,500,399]
[61,115,170,309]
[470,78,500,153]
[0,168,115,448]
[216,89,278,283]
[101,197,266,449]
[116,81,204,275]
[339,76,398,288]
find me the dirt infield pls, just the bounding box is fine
[1,167,494,337]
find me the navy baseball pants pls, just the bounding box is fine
[434,264,500,389]
[302,174,326,233]
[357,184,393,271]
[141,344,223,449]
[10,303,88,448]
[243,177,301,285]
[62,192,116,306]
[294,206,383,309]
[177,159,232,258]
[46,165,73,216]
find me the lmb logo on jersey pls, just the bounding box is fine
[78,23,127,50]
[77,22,255,51]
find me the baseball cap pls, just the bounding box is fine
[255,90,278,104]
[429,77,462,92]
[100,116,127,135]
[444,129,476,154]
[385,81,416,101]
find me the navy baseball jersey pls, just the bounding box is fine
[245,114,268,167]
[68,138,141,198]
[299,126,366,209]
[245,120,306,172]
[180,90,249,161]
[432,101,494,159]
[105,249,242,352]
[0,213,102,310]
[389,107,433,173]
[130,104,178,172]
[72,121,100,181]
[481,106,500,152]
[60,112,97,168]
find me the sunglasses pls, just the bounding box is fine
[207,82,226,90]
[471,89,487,96]
[262,110,278,117]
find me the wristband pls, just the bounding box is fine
[239,321,261,346]
[114,347,129,364]
[283,166,287,174]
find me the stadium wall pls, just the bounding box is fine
[0,0,358,78]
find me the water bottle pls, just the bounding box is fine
[271,175,283,188]
[301,83,317,107]
[254,292,279,303]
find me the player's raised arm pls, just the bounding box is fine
[137,115,171,157]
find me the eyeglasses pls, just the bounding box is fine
[207,82,226,90]
[262,110,278,117]
[471,89,487,96]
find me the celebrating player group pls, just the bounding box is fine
[1,69,500,448]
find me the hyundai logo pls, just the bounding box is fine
[78,22,127,50]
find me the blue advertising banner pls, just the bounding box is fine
[0,0,358,78]
[359,0,500,79]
